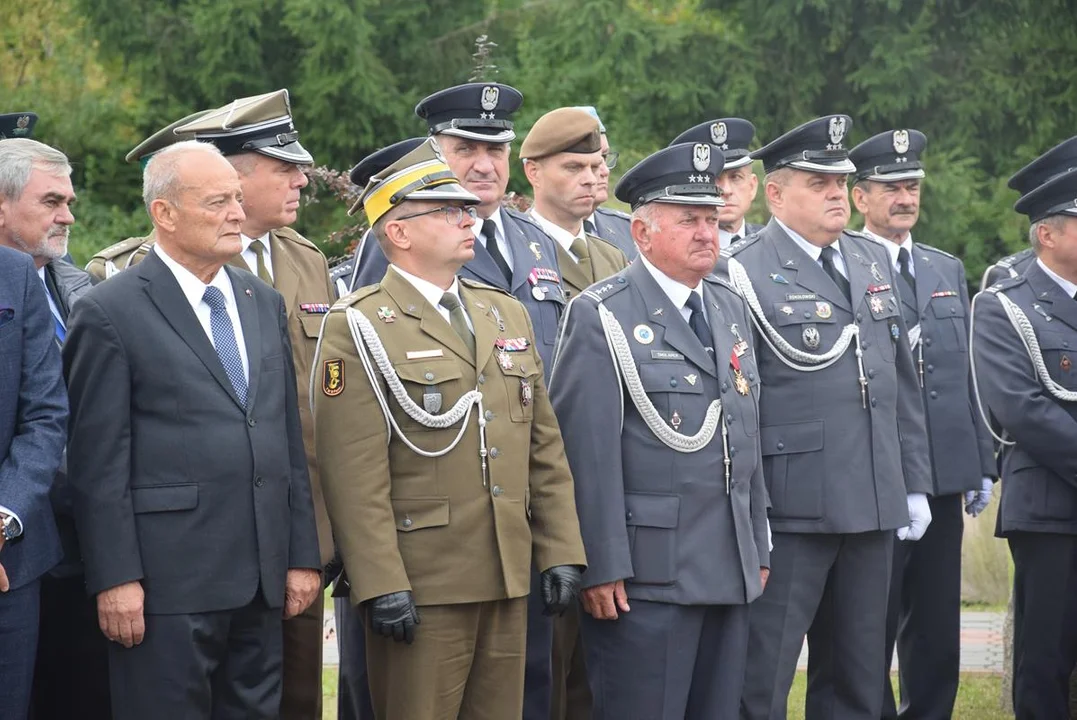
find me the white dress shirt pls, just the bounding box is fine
[863,228,915,278]
[36,266,65,331]
[529,209,585,262]
[154,244,250,382]
[1038,258,1077,299]
[389,265,472,331]
[471,208,514,268]
[240,232,274,281]
[638,253,706,324]
[719,219,748,250]
[776,218,848,279]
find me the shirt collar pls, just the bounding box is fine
[241,232,271,254]
[862,227,913,271]
[638,252,703,312]
[471,207,506,243]
[719,219,747,249]
[775,217,840,262]
[1037,258,1077,299]
[529,208,584,253]
[153,243,234,309]
[389,264,462,311]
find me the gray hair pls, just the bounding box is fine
[227,152,259,176]
[0,139,72,201]
[631,203,660,233]
[1029,215,1069,251]
[142,140,224,211]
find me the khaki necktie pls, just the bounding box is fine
[250,239,273,285]
[439,292,475,359]
[570,236,593,282]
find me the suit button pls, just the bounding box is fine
[950,307,956,314]
[862,341,871,348]
[402,517,413,528]
[868,369,876,379]
[726,414,735,423]
[729,446,736,457]
[803,311,812,319]
[776,441,785,451]
[871,397,878,408]
[856,313,863,322]
[927,364,934,373]
[625,511,633,521]
[490,447,500,458]
[255,477,264,487]
[930,390,938,399]
[478,374,486,385]
[669,378,678,387]
[492,485,503,496]
[247,417,256,427]
[748,372,755,381]
[924,337,932,346]
[484,410,495,421]
[424,371,435,381]
[721,382,729,393]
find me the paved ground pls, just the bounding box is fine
[321,610,1006,673]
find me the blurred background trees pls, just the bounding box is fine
[5,0,1076,280]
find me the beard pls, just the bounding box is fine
[12,225,68,262]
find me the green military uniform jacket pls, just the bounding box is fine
[84,227,335,565]
[314,267,586,607]
[557,234,630,300]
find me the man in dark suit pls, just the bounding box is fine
[0,229,67,718]
[972,163,1077,719]
[671,118,764,251]
[550,142,770,720]
[0,137,110,719]
[849,130,997,719]
[63,140,321,720]
[727,116,933,720]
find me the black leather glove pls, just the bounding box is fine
[541,565,583,616]
[323,551,344,591]
[369,590,420,644]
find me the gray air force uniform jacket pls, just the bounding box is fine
[872,240,995,495]
[723,220,932,534]
[590,207,638,260]
[349,208,566,379]
[549,261,770,605]
[981,247,1035,291]
[973,262,1077,536]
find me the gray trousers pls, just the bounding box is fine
[581,599,749,720]
[741,531,893,720]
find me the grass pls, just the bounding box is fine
[319,668,1010,720]
[787,672,1011,720]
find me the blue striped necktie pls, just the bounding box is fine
[202,286,247,405]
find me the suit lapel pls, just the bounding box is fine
[840,239,875,313]
[501,212,533,292]
[465,239,510,289]
[382,269,474,365]
[462,286,499,372]
[268,230,299,311]
[229,268,262,409]
[1028,262,1077,333]
[703,282,737,381]
[913,246,943,314]
[767,223,852,311]
[139,252,246,409]
[629,263,716,376]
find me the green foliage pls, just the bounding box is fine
[10,0,1076,283]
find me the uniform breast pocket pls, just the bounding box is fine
[929,298,967,352]
[771,300,838,353]
[392,358,466,430]
[636,361,704,423]
[298,313,324,340]
[1038,331,1077,390]
[862,293,901,364]
[499,353,541,423]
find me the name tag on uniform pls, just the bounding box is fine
[406,349,445,360]
[651,350,685,361]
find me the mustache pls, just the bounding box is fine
[890,205,917,215]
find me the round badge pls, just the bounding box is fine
[633,324,655,345]
[802,325,821,350]
[815,301,833,320]
[532,286,547,301]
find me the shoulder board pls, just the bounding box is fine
[585,233,623,253]
[996,248,1034,269]
[582,273,630,302]
[595,207,631,221]
[703,273,739,295]
[91,235,149,260]
[916,244,959,262]
[503,207,548,233]
[460,276,514,297]
[331,284,380,310]
[722,233,761,257]
[272,226,321,253]
[854,231,886,249]
[843,229,872,240]
[993,273,1026,292]
[329,261,355,280]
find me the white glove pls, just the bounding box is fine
[897,492,932,541]
[964,477,994,517]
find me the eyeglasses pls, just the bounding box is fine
[396,205,479,226]
[604,151,620,169]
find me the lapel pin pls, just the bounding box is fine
[244,288,252,297]
[653,308,664,316]
[770,273,790,284]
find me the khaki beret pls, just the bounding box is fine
[519,108,601,160]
